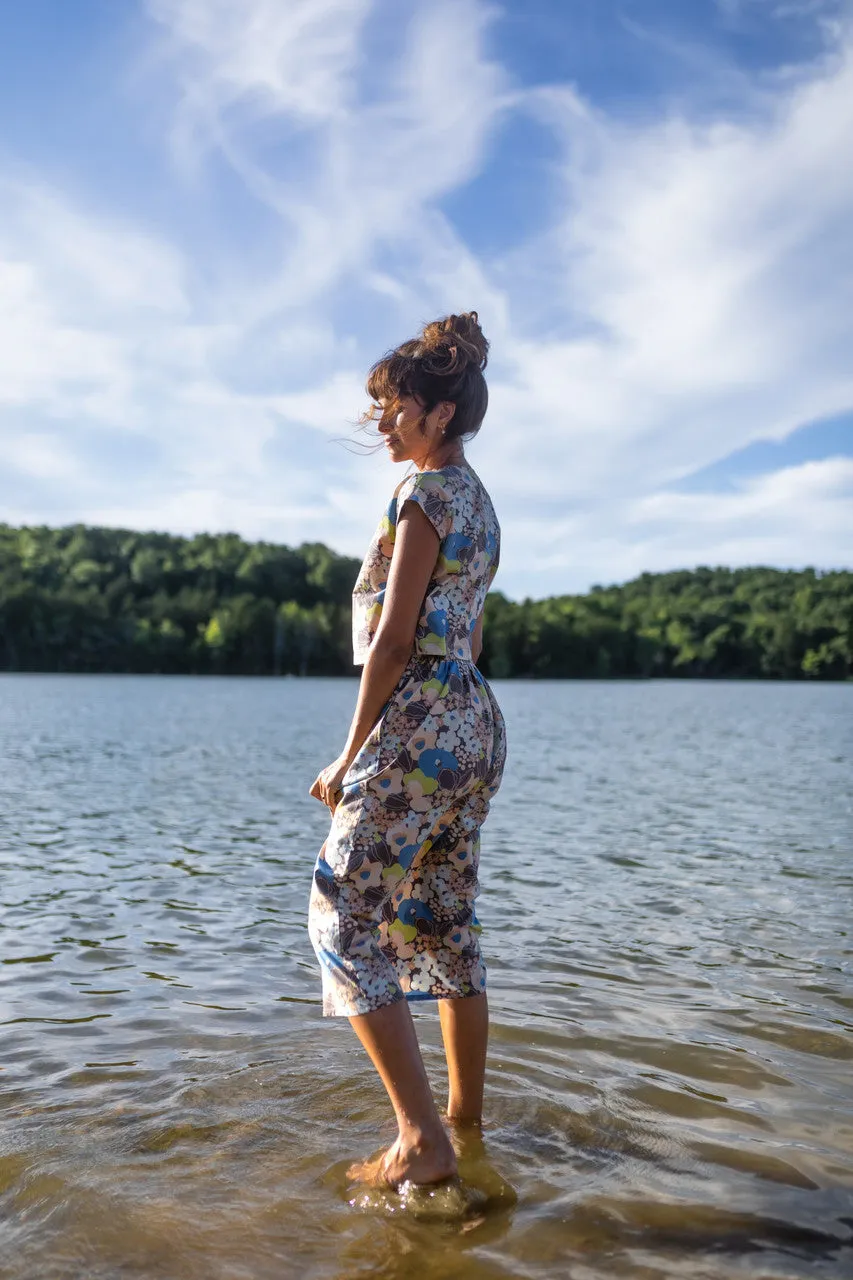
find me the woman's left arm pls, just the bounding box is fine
[309,501,439,812]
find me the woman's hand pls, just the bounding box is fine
[309,755,351,814]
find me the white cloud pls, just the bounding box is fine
[0,1,851,598]
[0,177,192,423]
[443,26,853,563]
[0,429,87,483]
[633,455,853,525]
[147,0,510,316]
[148,0,371,126]
[625,455,853,567]
[716,0,846,26]
[504,457,853,596]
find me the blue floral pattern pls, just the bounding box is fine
[308,465,507,1018]
[352,465,500,663]
[308,656,507,1016]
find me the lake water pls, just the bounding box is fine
[1,674,851,1280]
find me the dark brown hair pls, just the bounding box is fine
[363,311,489,441]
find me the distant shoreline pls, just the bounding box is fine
[2,524,850,682]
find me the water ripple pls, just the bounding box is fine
[1,674,851,1279]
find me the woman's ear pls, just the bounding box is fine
[439,400,457,430]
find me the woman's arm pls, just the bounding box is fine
[310,500,439,810]
[342,502,438,760]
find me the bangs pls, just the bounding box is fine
[365,351,417,408]
[361,349,424,427]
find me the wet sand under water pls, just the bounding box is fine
[1,675,851,1279]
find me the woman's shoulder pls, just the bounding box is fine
[394,466,459,505]
[398,463,486,494]
[396,465,496,517]
[393,469,459,541]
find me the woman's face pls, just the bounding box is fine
[376,395,456,468]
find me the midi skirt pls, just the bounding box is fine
[307,655,507,1017]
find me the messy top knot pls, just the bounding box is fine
[364,311,489,443]
[418,311,489,376]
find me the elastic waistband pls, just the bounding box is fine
[412,644,473,663]
[404,653,484,679]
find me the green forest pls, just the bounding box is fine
[0,523,850,680]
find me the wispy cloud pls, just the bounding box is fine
[0,0,850,593]
[490,35,853,494]
[148,0,510,314]
[150,0,371,127]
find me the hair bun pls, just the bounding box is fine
[418,311,489,375]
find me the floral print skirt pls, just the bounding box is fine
[307,655,507,1017]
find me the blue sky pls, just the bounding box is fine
[0,0,850,598]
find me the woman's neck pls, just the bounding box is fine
[415,443,466,472]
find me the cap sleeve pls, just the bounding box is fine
[396,471,454,542]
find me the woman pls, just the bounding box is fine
[308,311,507,1190]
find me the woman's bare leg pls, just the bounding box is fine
[438,993,489,1124]
[348,999,457,1186]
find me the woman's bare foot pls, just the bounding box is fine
[348,1127,457,1189]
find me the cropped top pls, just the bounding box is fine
[351,464,500,666]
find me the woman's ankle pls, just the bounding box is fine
[399,1119,452,1152]
[445,1095,483,1125]
[446,1111,483,1128]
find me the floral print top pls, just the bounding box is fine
[352,464,500,665]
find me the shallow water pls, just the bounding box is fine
[1,674,851,1280]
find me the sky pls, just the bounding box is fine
[0,0,851,600]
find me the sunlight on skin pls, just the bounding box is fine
[345,1119,518,1222]
[343,996,492,1189]
[346,996,458,1188]
[374,394,464,473]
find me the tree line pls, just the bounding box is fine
[0,524,850,680]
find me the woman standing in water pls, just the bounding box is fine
[308,311,507,1189]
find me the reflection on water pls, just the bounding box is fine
[1,674,851,1279]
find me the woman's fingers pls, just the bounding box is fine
[309,772,342,812]
[309,777,329,806]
